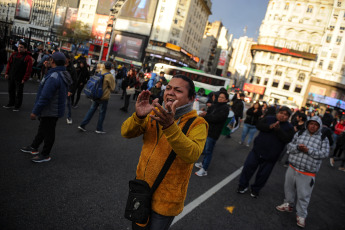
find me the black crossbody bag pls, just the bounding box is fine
[124,117,197,224]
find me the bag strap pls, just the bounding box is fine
[150,116,197,194]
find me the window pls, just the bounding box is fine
[284,3,289,10]
[341,64,345,74]
[326,34,332,43]
[328,62,334,70]
[270,54,274,60]
[319,60,323,68]
[332,53,338,58]
[294,85,302,93]
[283,82,290,90]
[298,73,305,81]
[338,1,342,7]
[266,70,272,74]
[307,5,313,13]
[264,78,269,85]
[340,26,345,30]
[275,70,282,76]
[256,77,261,84]
[272,80,279,87]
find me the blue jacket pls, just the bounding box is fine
[32,66,72,118]
[253,115,294,161]
[147,73,158,90]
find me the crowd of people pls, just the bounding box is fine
[1,40,345,229]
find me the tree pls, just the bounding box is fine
[56,21,94,55]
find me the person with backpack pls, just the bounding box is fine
[276,116,330,228]
[20,52,72,162]
[71,58,90,108]
[78,61,115,134]
[3,41,33,111]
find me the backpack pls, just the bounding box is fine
[84,72,110,100]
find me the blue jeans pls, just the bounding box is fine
[66,96,72,119]
[201,137,217,171]
[115,78,122,92]
[80,100,108,131]
[241,123,257,144]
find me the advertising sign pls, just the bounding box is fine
[15,0,33,21]
[64,8,78,29]
[243,83,266,95]
[120,0,152,20]
[113,34,144,60]
[54,6,67,27]
[96,0,116,15]
[92,14,109,46]
[217,50,228,67]
[308,93,345,109]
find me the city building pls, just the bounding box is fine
[250,0,333,108]
[145,0,212,69]
[306,1,345,112]
[228,36,255,91]
[213,26,232,77]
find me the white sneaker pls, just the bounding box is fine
[296,216,305,228]
[194,162,203,169]
[67,118,72,124]
[195,168,207,176]
[330,158,335,167]
[246,143,250,147]
[239,141,243,145]
[95,130,106,134]
[78,126,86,132]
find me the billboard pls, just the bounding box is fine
[120,0,152,20]
[113,34,144,60]
[217,50,228,67]
[96,0,116,15]
[92,14,109,46]
[15,0,33,21]
[54,6,67,27]
[307,93,345,110]
[64,8,78,28]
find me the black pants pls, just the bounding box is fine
[71,84,85,106]
[124,92,131,109]
[333,144,343,158]
[8,78,24,108]
[31,117,58,156]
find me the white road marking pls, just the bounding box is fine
[171,166,243,226]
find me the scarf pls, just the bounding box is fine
[162,101,194,120]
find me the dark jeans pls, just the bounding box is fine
[66,96,72,119]
[124,92,131,110]
[239,150,276,193]
[80,100,108,131]
[332,144,343,158]
[8,78,24,108]
[201,137,217,171]
[31,117,58,156]
[132,211,175,230]
[71,84,85,106]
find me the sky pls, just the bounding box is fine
[209,0,269,40]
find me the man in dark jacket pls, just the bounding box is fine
[20,52,72,163]
[237,106,294,197]
[231,92,245,132]
[195,91,230,176]
[3,41,33,111]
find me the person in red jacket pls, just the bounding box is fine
[3,41,33,111]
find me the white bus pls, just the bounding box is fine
[153,63,230,96]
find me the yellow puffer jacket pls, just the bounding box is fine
[121,110,208,216]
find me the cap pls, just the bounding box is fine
[104,61,112,70]
[52,52,66,63]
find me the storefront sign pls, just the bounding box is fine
[243,83,266,95]
[166,43,181,52]
[308,93,345,109]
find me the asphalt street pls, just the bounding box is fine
[0,78,344,230]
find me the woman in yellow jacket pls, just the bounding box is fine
[122,75,208,230]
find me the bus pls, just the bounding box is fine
[153,63,230,96]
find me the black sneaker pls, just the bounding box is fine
[237,186,248,194]
[250,190,259,198]
[20,146,39,155]
[32,154,51,163]
[3,104,14,109]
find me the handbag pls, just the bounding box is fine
[126,87,136,95]
[124,117,197,224]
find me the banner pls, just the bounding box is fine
[54,6,67,27]
[217,50,228,67]
[15,0,33,21]
[243,83,266,95]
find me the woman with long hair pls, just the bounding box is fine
[120,68,137,112]
[72,59,90,108]
[239,102,262,147]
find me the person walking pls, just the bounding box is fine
[64,53,77,124]
[121,75,208,229]
[237,106,294,198]
[276,116,330,228]
[78,61,115,134]
[231,92,245,133]
[239,102,262,147]
[71,58,90,108]
[20,52,72,162]
[120,68,137,112]
[3,41,33,111]
[194,91,229,176]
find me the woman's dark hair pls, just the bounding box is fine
[252,101,261,109]
[218,91,229,100]
[172,74,196,99]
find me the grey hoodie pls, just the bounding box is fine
[287,116,330,173]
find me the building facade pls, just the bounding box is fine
[251,0,333,108]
